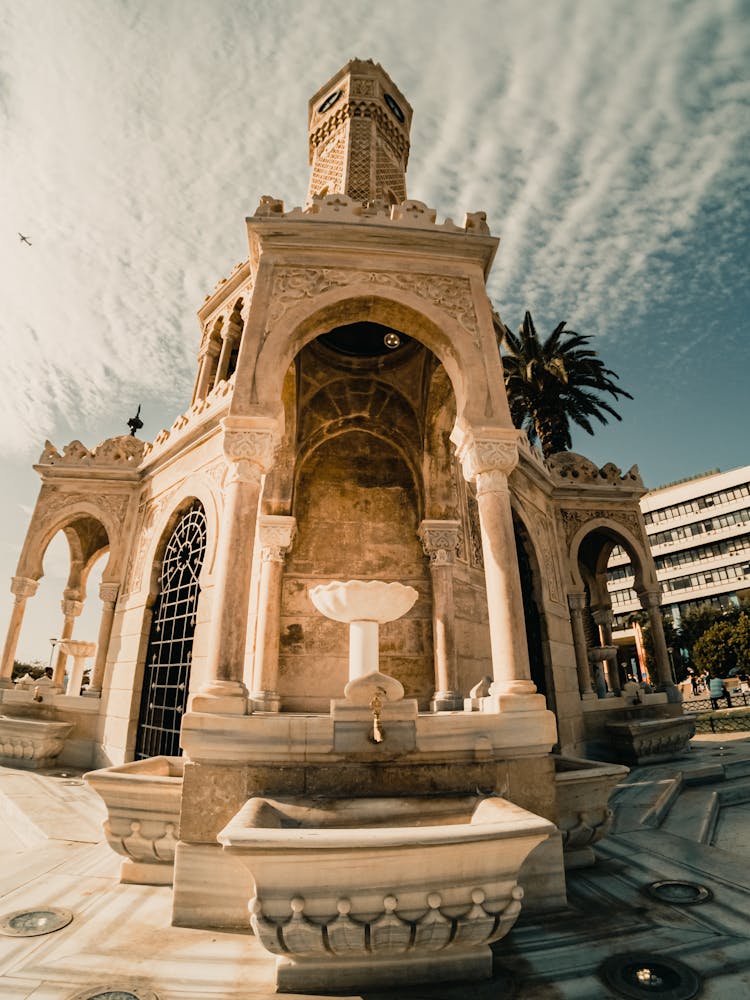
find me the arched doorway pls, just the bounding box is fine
[135,500,207,759]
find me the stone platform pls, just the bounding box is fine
[0,737,749,998]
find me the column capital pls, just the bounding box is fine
[418,519,461,564]
[61,598,84,618]
[591,607,614,627]
[99,582,120,605]
[567,591,587,613]
[200,340,221,359]
[221,418,279,474]
[258,515,296,554]
[456,430,521,484]
[639,587,662,611]
[11,576,38,600]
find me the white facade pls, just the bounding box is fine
[608,464,750,628]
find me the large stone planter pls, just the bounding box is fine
[605,716,695,765]
[84,755,183,885]
[0,702,74,770]
[554,755,629,868]
[219,793,553,993]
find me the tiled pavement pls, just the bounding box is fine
[1,736,749,999]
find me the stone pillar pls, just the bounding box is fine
[641,588,681,701]
[192,342,220,403]
[249,514,296,712]
[418,519,463,712]
[191,419,278,715]
[592,608,620,695]
[215,322,241,385]
[0,576,39,685]
[458,435,540,709]
[568,592,596,700]
[52,593,84,686]
[85,582,120,697]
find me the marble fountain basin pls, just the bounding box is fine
[219,793,554,992]
[84,755,183,885]
[553,754,629,869]
[0,702,74,769]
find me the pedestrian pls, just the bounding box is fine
[709,675,730,710]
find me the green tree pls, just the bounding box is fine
[730,612,750,671]
[692,621,738,678]
[499,311,633,458]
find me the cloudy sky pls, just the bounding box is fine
[1,0,748,660]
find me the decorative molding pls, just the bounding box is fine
[265,266,478,339]
[561,809,614,851]
[38,490,130,528]
[559,507,642,544]
[98,582,120,605]
[460,437,519,484]
[222,427,278,473]
[249,885,525,960]
[104,819,179,865]
[258,515,296,561]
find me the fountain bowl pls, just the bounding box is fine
[219,793,553,992]
[309,579,418,624]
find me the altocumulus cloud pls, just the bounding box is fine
[0,0,748,457]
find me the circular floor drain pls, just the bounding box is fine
[646,880,713,905]
[600,952,701,999]
[68,989,159,1000]
[0,907,73,937]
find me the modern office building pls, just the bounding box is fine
[608,464,750,632]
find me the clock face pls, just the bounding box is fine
[384,93,405,123]
[318,90,342,114]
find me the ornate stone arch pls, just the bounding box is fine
[565,516,657,604]
[240,283,512,438]
[17,498,121,584]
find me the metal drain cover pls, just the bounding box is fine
[0,907,73,937]
[600,952,701,999]
[67,989,159,1000]
[646,880,712,905]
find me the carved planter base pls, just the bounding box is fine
[605,716,695,766]
[554,755,629,869]
[0,713,74,770]
[219,794,553,993]
[84,755,183,885]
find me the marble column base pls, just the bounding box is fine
[191,680,248,715]
[430,690,464,712]
[249,690,281,713]
[481,692,549,714]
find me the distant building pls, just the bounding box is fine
[608,465,750,632]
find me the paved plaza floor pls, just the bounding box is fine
[1,735,749,999]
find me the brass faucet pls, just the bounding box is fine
[368,688,385,744]
[32,686,43,703]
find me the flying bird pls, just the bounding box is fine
[18,233,31,246]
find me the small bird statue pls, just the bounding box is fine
[127,404,144,437]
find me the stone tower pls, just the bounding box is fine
[307,58,412,205]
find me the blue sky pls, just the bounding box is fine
[1,0,748,660]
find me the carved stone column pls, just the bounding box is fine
[458,435,540,709]
[249,515,296,713]
[418,519,463,712]
[192,341,220,403]
[640,588,680,702]
[568,592,596,699]
[215,321,241,385]
[192,419,278,715]
[85,582,120,697]
[592,607,621,695]
[0,576,39,684]
[52,592,84,686]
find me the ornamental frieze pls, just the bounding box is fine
[265,267,479,341]
[559,507,642,544]
[38,490,130,527]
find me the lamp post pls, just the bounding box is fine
[47,638,59,673]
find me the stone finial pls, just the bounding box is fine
[464,211,490,234]
[254,195,285,216]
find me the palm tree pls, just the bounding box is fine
[498,311,633,459]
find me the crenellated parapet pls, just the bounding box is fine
[251,192,491,236]
[38,435,146,470]
[547,452,643,488]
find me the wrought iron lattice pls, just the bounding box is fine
[135,502,207,759]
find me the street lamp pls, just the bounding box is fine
[47,638,59,673]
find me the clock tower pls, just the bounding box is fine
[307,58,413,205]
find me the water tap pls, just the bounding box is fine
[32,686,43,703]
[368,688,385,744]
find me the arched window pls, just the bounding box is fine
[135,501,206,759]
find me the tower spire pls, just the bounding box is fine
[307,59,412,206]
